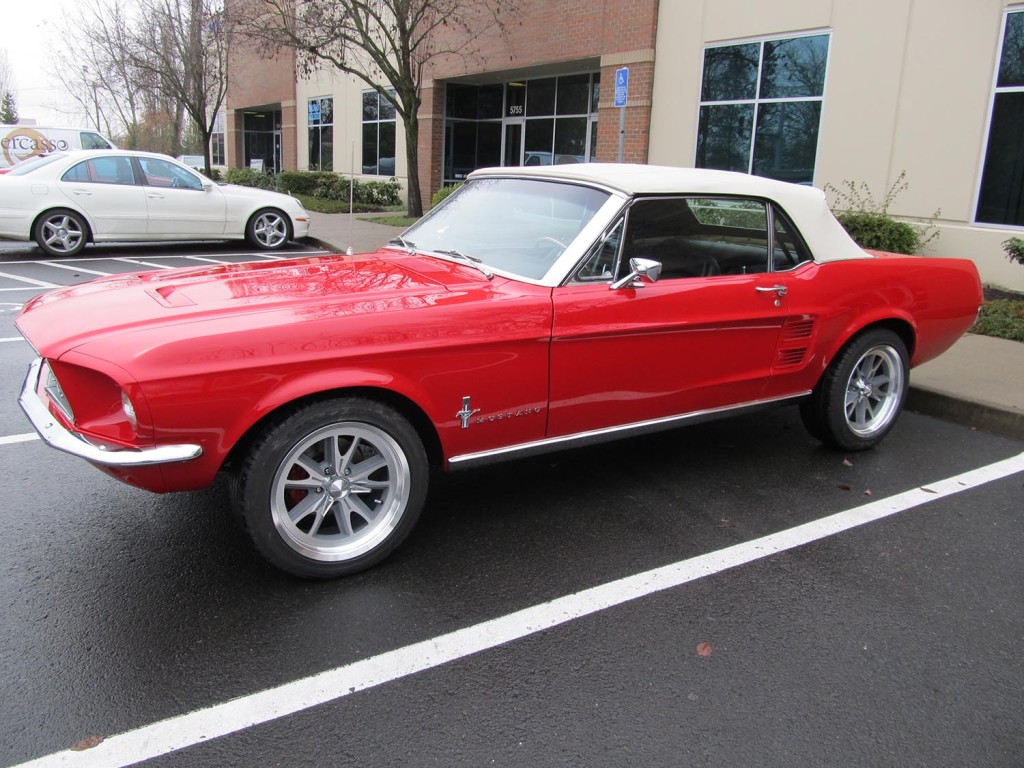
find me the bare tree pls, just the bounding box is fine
[233,0,517,217]
[52,0,228,172]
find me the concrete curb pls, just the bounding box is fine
[908,385,1024,441]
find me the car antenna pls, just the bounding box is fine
[346,141,355,256]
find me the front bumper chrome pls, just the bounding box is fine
[19,357,202,467]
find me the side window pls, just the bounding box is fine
[621,196,769,279]
[62,161,91,183]
[575,217,623,281]
[80,132,112,150]
[772,206,813,270]
[138,157,203,190]
[61,156,136,185]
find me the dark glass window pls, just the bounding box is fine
[527,78,556,117]
[308,97,333,171]
[362,90,396,176]
[557,74,591,115]
[697,33,829,183]
[978,11,1024,226]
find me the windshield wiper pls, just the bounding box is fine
[433,248,494,280]
[387,236,417,251]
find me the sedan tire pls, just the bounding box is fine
[33,209,88,257]
[800,328,909,451]
[233,398,428,579]
[245,208,292,250]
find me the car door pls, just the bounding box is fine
[136,156,226,236]
[56,156,148,236]
[548,196,794,438]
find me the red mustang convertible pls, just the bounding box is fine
[17,165,982,578]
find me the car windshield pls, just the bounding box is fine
[6,153,68,176]
[401,177,611,280]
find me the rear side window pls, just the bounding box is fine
[772,205,813,270]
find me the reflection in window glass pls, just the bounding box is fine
[697,33,829,183]
[554,117,587,163]
[701,43,759,101]
[752,101,822,184]
[759,35,828,99]
[978,10,1024,225]
[557,74,591,115]
[402,177,610,280]
[696,104,754,173]
[527,78,556,116]
[525,118,554,165]
[362,89,397,176]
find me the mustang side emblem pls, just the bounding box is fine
[456,396,480,429]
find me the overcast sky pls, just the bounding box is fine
[1,0,87,125]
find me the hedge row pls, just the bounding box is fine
[224,168,402,207]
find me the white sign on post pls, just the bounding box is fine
[249,158,264,172]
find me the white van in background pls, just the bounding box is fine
[0,125,116,171]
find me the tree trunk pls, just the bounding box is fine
[404,111,423,218]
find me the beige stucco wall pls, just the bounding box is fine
[649,0,1024,291]
[295,71,408,199]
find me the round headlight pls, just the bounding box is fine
[121,390,138,430]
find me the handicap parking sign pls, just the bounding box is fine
[615,67,629,108]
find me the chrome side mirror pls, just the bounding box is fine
[610,257,662,290]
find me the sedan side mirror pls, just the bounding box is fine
[610,257,663,290]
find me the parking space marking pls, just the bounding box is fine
[0,271,57,288]
[0,337,24,343]
[13,451,1024,768]
[113,259,174,270]
[0,433,37,445]
[39,262,113,277]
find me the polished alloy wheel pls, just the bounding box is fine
[252,211,288,248]
[269,422,411,562]
[843,344,904,437]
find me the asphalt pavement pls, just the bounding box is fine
[305,210,1024,441]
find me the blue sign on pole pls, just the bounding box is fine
[614,67,629,108]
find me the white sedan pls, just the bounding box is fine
[0,150,310,256]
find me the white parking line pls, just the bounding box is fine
[0,337,24,343]
[13,451,1024,768]
[0,433,37,445]
[113,258,174,270]
[39,261,113,277]
[0,271,57,288]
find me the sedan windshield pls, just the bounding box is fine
[402,177,611,280]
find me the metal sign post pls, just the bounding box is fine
[615,67,629,162]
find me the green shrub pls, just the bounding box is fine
[1003,237,1024,267]
[971,299,1024,342]
[834,211,920,254]
[431,183,462,208]
[825,170,938,255]
[223,167,275,190]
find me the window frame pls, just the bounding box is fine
[307,96,334,172]
[694,30,831,185]
[362,88,397,176]
[973,7,1024,230]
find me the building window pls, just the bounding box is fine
[362,89,396,176]
[210,111,225,166]
[696,32,829,184]
[977,10,1024,227]
[443,73,599,184]
[308,97,334,171]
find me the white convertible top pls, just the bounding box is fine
[468,163,871,264]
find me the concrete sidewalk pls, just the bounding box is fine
[303,210,1024,441]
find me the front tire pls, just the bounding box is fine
[245,208,292,250]
[800,328,909,451]
[234,398,428,578]
[34,209,88,257]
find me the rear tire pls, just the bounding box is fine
[34,209,88,257]
[233,398,428,578]
[800,329,909,451]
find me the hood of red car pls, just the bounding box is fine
[17,250,488,358]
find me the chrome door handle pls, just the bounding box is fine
[73,190,92,196]
[147,193,165,199]
[756,285,788,297]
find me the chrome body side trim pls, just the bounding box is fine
[447,392,811,469]
[19,357,203,467]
